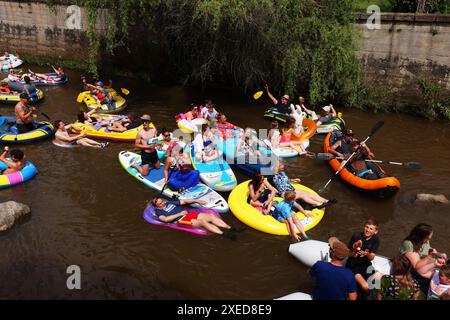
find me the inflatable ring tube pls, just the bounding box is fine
[323,132,400,197]
[0,160,37,189]
[3,73,68,86]
[177,118,206,134]
[228,180,325,235]
[78,89,127,114]
[0,87,44,104]
[143,204,221,236]
[0,117,54,143]
[290,118,317,142]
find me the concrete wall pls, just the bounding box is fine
[355,13,450,93]
[0,0,106,61]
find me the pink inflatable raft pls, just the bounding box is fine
[143,204,222,236]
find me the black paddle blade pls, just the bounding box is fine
[369,120,384,136]
[317,153,335,161]
[41,112,50,120]
[405,162,422,170]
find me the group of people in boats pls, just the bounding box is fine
[247,159,337,241]
[310,221,449,300]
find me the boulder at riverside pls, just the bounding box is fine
[0,201,31,231]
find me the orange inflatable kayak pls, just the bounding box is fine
[323,132,400,198]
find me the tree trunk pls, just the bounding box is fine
[417,0,426,13]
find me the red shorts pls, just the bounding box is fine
[177,212,199,225]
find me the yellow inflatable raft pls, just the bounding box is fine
[228,180,325,235]
[77,88,127,114]
[71,115,154,142]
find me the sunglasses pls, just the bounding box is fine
[142,120,151,124]
[163,134,170,137]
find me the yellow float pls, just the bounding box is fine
[77,88,127,114]
[228,180,325,235]
[71,114,154,142]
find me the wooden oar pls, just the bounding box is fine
[317,153,421,170]
[320,120,384,192]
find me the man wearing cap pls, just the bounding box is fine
[265,84,291,115]
[14,93,37,133]
[131,114,159,176]
[317,104,337,125]
[309,237,357,300]
[328,129,355,158]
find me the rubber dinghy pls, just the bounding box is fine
[118,151,229,213]
[0,83,44,104]
[77,88,127,114]
[288,240,392,275]
[0,116,54,144]
[1,73,68,86]
[143,204,221,236]
[316,115,345,134]
[0,160,37,189]
[71,114,153,142]
[228,180,325,235]
[189,133,237,192]
[323,131,400,198]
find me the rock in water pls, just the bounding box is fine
[415,193,449,205]
[0,201,31,231]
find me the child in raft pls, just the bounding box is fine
[272,190,314,241]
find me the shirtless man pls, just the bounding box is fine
[0,147,26,174]
[15,93,37,133]
[54,120,107,148]
[131,114,159,175]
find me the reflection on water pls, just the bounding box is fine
[0,67,449,299]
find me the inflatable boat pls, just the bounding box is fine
[0,116,54,143]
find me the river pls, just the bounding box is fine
[0,67,449,299]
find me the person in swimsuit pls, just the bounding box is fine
[53,120,108,148]
[151,197,231,235]
[317,104,337,126]
[14,93,37,133]
[265,84,291,115]
[0,147,26,174]
[131,114,159,175]
[184,104,199,121]
[106,113,142,132]
[201,102,219,125]
[328,129,354,158]
[27,66,65,82]
[298,96,319,121]
[247,173,277,214]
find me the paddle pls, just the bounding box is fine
[120,88,130,95]
[320,120,384,191]
[317,153,421,170]
[41,112,51,120]
[253,91,263,100]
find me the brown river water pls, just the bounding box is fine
[0,67,449,299]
